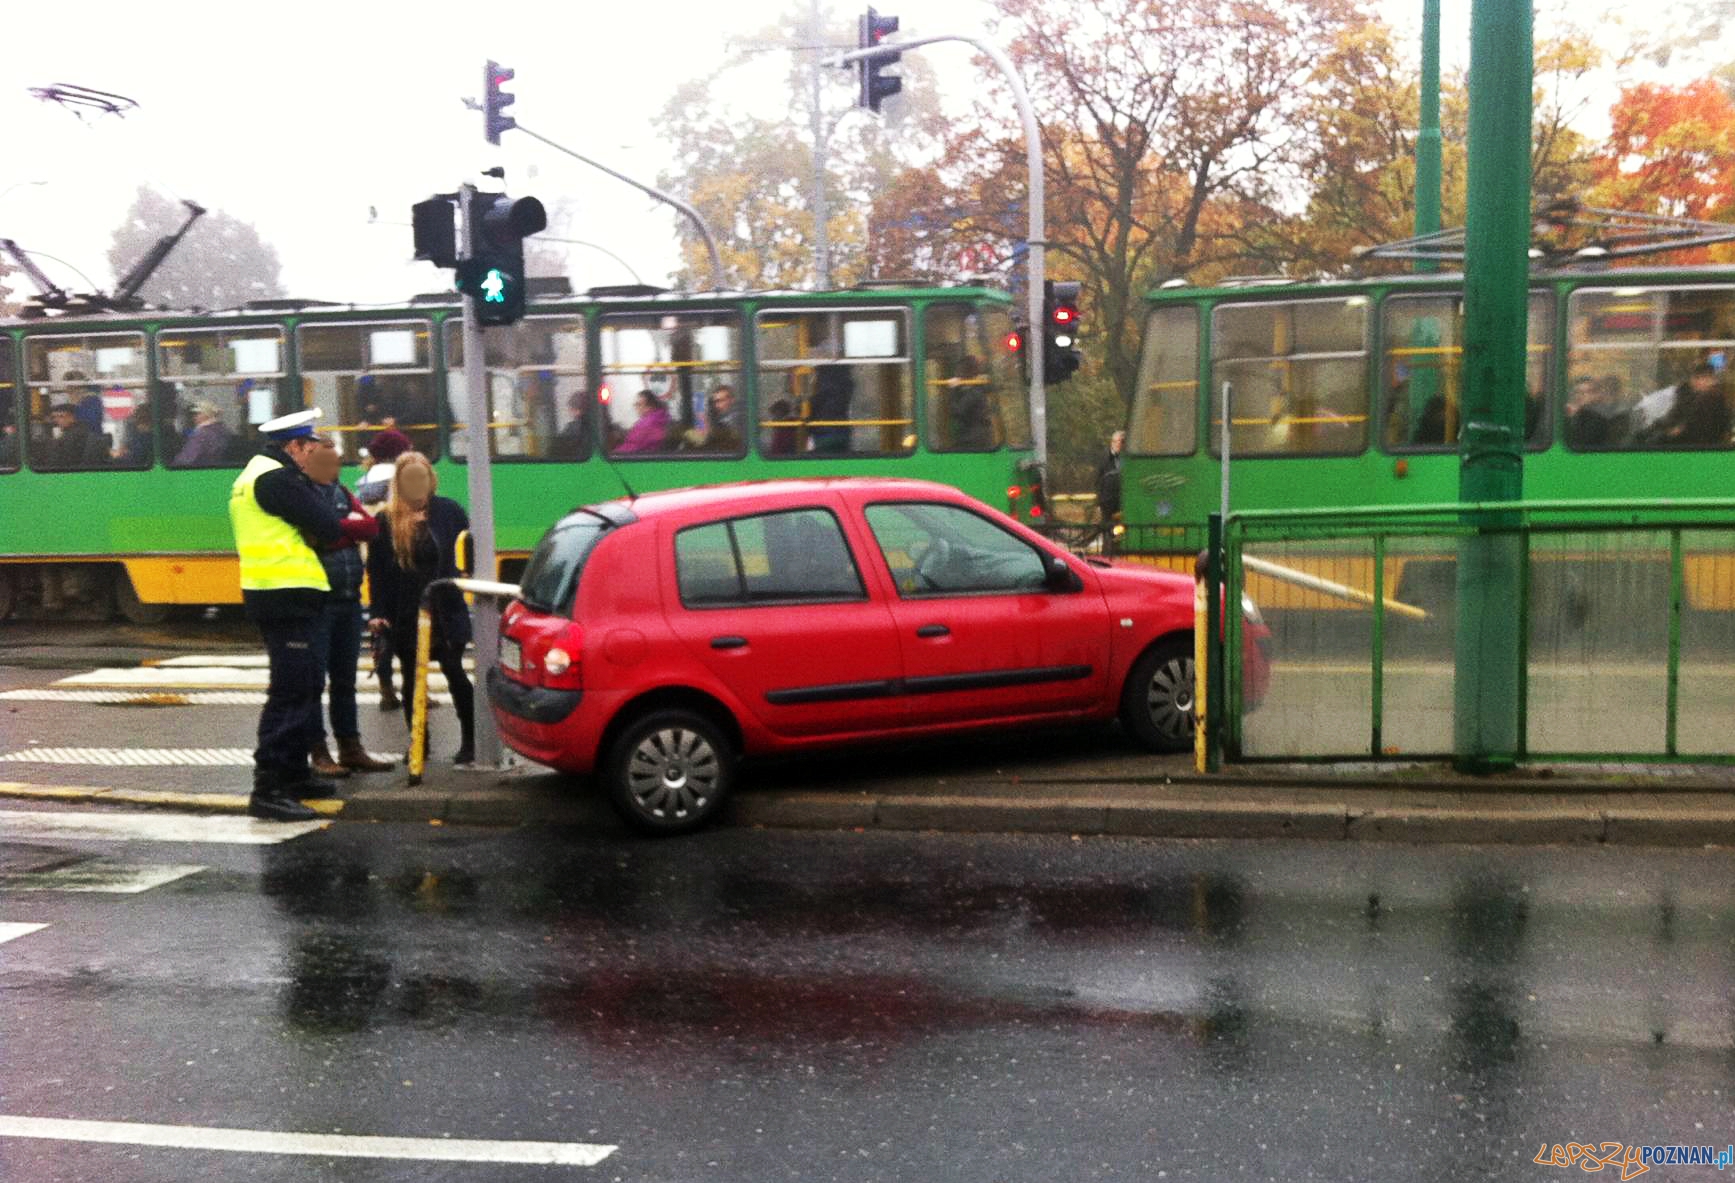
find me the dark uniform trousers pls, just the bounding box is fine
[256,615,326,776]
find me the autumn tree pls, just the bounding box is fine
[654,2,947,289]
[107,187,284,311]
[1590,79,1735,221]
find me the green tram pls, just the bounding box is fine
[1119,265,1735,611]
[0,283,1035,621]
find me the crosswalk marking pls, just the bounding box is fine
[0,860,206,894]
[147,648,475,669]
[0,748,255,767]
[54,667,451,692]
[0,922,48,944]
[0,688,451,706]
[0,810,325,844]
[0,1114,615,1166]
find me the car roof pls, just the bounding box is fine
[579,477,974,522]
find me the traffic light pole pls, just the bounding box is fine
[459,181,504,767]
[831,35,1047,466]
[511,123,727,291]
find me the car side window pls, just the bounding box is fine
[675,508,865,607]
[865,502,1047,597]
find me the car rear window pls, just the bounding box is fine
[518,515,612,615]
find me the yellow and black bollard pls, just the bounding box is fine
[406,604,434,785]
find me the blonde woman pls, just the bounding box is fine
[364,452,476,764]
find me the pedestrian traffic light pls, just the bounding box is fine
[483,60,517,145]
[856,8,901,113]
[1043,280,1082,384]
[1003,323,1028,380]
[456,192,546,326]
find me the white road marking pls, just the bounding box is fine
[153,653,474,671]
[0,810,324,845]
[54,668,452,692]
[0,1115,615,1166]
[0,689,453,706]
[0,861,206,894]
[0,748,255,767]
[0,922,48,944]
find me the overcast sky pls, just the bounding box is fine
[2,0,1727,308]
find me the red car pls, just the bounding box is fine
[491,478,1270,833]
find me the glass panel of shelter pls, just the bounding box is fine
[296,321,438,462]
[444,316,590,461]
[756,309,914,457]
[23,332,149,471]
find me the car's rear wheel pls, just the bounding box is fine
[1121,638,1196,753]
[603,709,735,835]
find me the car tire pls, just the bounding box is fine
[603,709,735,835]
[1121,638,1196,753]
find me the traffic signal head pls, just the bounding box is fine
[857,8,902,113]
[457,193,546,326]
[411,196,457,269]
[483,60,517,145]
[1043,280,1082,384]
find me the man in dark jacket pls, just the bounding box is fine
[304,439,394,779]
[1095,430,1125,552]
[228,410,343,820]
[39,402,109,469]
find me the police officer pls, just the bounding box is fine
[229,409,344,821]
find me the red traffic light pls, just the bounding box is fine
[1002,330,1023,352]
[1052,305,1077,325]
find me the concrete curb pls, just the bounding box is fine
[5,779,1735,847]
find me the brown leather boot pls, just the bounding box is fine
[337,737,395,772]
[309,740,352,779]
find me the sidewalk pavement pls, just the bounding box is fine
[6,754,1735,847]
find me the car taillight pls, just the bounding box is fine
[537,625,584,690]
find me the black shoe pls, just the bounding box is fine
[452,745,475,766]
[289,774,345,799]
[248,792,318,822]
[379,691,400,712]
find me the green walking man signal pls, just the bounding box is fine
[412,191,546,327]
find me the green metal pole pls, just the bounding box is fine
[1416,0,1443,253]
[1453,0,1532,771]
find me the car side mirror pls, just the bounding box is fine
[1043,552,1079,593]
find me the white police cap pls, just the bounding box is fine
[259,408,322,441]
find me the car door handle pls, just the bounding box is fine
[915,624,950,639]
[710,635,748,650]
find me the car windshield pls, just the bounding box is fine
[518,514,612,615]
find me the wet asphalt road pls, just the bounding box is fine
[5,817,1735,1182]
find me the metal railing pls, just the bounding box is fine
[1207,499,1735,766]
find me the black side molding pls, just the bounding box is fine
[764,665,1093,707]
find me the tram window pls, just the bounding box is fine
[1567,286,1735,451]
[23,332,150,472]
[598,312,742,459]
[923,304,1028,452]
[1382,294,1554,450]
[1209,299,1369,457]
[444,317,589,462]
[0,338,17,473]
[156,326,285,468]
[1129,306,1198,455]
[295,321,438,462]
[756,309,914,458]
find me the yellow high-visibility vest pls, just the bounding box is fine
[229,453,330,593]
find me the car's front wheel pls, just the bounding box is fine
[1120,638,1196,753]
[603,709,735,835]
